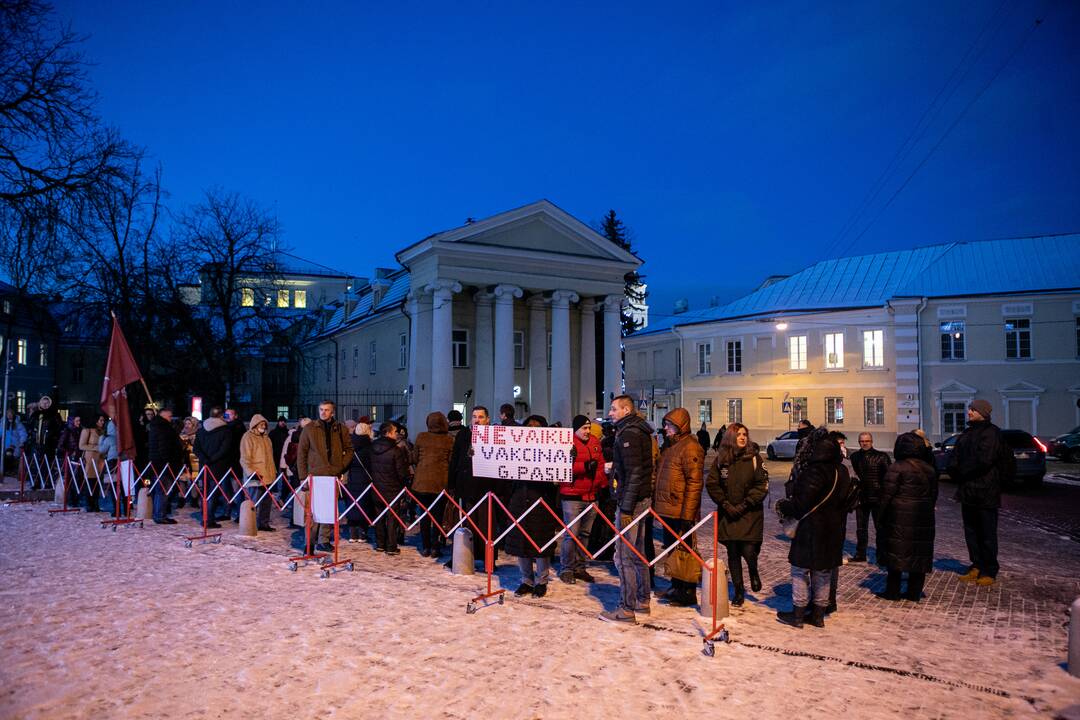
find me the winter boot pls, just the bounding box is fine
[776,605,806,628]
[806,604,827,628]
[748,558,763,593]
[876,569,902,600]
[959,566,979,582]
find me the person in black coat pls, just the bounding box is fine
[849,433,891,562]
[368,421,410,555]
[507,415,561,598]
[146,408,184,524]
[775,428,852,628]
[876,432,937,601]
[345,422,374,542]
[447,406,506,568]
[193,408,235,528]
[696,422,711,455]
[947,398,1008,584]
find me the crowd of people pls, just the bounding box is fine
[3,391,1013,629]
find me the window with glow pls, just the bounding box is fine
[789,336,807,370]
[294,290,307,308]
[277,289,290,308]
[863,329,884,367]
[698,398,712,424]
[940,321,964,360]
[697,342,712,374]
[825,396,844,424]
[824,332,843,369]
[241,287,255,307]
[864,397,884,426]
[727,398,742,423]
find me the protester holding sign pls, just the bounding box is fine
[506,415,566,598]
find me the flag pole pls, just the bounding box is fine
[109,312,155,408]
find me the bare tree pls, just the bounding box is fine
[174,187,282,403]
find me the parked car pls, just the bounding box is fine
[767,431,800,460]
[1047,425,1080,463]
[933,429,1047,487]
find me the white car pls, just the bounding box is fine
[767,431,800,460]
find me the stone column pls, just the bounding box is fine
[527,295,549,420]
[549,290,579,426]
[473,291,495,413]
[493,284,522,411]
[407,289,432,421]
[427,280,461,416]
[578,298,597,419]
[602,294,623,410]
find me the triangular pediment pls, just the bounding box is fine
[997,380,1046,395]
[397,200,640,267]
[936,380,978,395]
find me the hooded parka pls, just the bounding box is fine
[777,431,852,570]
[652,408,704,521]
[411,412,454,494]
[240,414,277,487]
[877,432,938,573]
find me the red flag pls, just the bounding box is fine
[100,315,143,460]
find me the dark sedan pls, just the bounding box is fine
[933,429,1047,487]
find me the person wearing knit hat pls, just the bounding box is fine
[559,415,608,585]
[947,398,1008,586]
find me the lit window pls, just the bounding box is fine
[698,398,712,424]
[824,332,843,369]
[399,333,408,369]
[1004,317,1031,359]
[863,330,884,367]
[826,397,844,424]
[294,290,307,308]
[241,288,255,307]
[15,390,26,413]
[791,396,808,424]
[514,330,526,369]
[940,321,964,360]
[452,329,469,368]
[369,340,377,374]
[277,289,290,308]
[16,338,27,365]
[38,343,48,367]
[789,336,807,370]
[726,340,741,373]
[727,398,742,423]
[864,397,884,426]
[276,405,289,419]
[697,342,712,374]
[2,300,10,314]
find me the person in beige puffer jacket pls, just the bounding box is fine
[240,414,277,530]
[653,407,704,607]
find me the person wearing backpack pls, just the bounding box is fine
[705,423,769,607]
[947,399,1009,586]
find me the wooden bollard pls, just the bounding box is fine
[135,487,152,520]
[238,499,257,536]
[452,527,475,575]
[701,557,730,621]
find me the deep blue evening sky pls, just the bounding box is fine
[54,1,1080,318]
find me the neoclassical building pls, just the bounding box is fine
[299,201,641,426]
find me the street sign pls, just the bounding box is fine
[782,401,792,414]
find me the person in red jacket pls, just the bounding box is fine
[558,415,609,584]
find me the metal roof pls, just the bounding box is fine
[635,234,1080,336]
[305,270,411,342]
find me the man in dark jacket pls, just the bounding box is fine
[775,428,852,628]
[27,396,62,487]
[446,409,465,438]
[268,416,290,475]
[223,409,246,521]
[599,395,655,624]
[368,421,411,555]
[849,432,891,562]
[146,408,183,524]
[696,422,711,456]
[193,407,234,528]
[947,399,1008,585]
[499,403,518,426]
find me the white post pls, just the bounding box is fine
[527,295,549,420]
[549,290,578,426]
[427,280,461,416]
[473,291,495,413]
[602,294,623,407]
[493,284,522,411]
[578,298,597,419]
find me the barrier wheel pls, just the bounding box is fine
[112,526,117,532]
[346,562,354,572]
[498,594,505,605]
[288,562,298,572]
[720,629,731,644]
[466,602,476,615]
[702,641,715,657]
[320,570,329,579]
[213,536,221,544]
[184,540,192,548]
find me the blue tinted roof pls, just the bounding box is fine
[305,270,411,341]
[635,234,1080,336]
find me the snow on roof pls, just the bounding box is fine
[634,234,1080,336]
[305,270,411,342]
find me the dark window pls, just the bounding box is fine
[940,321,965,360]
[1004,318,1031,359]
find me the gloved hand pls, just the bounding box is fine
[722,501,739,518]
[734,502,748,515]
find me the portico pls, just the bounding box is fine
[395,200,640,425]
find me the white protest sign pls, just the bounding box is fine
[311,476,339,523]
[119,460,136,496]
[471,425,573,483]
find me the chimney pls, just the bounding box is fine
[674,298,688,315]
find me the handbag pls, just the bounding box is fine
[666,540,702,584]
[780,469,838,539]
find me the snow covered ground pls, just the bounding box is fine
[2,480,1079,719]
